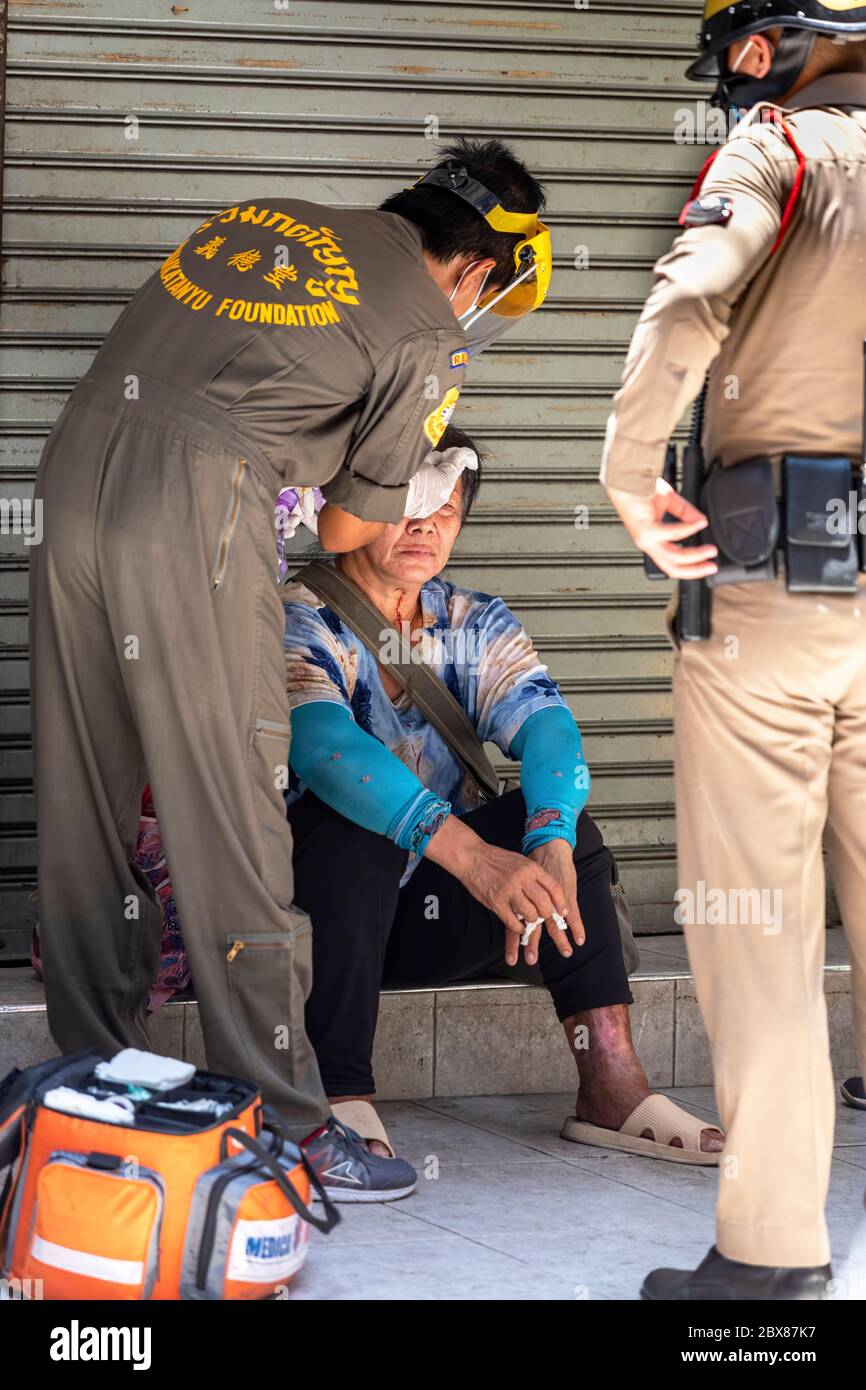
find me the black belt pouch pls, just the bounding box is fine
[700,457,778,589]
[783,455,859,593]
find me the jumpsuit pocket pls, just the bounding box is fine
[225,924,314,1077]
[252,718,294,909]
[211,458,248,590]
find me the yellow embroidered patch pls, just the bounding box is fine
[158,207,360,327]
[423,386,460,446]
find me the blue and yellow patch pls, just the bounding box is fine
[450,349,469,369]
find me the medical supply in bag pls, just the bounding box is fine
[0,1051,339,1300]
[43,1086,137,1125]
[94,1048,195,1091]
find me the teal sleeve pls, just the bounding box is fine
[289,701,451,855]
[509,705,591,854]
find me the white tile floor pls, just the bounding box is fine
[290,1086,866,1301]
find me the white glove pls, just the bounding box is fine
[296,486,320,536]
[280,509,302,545]
[403,446,478,519]
[275,486,323,579]
[276,486,321,544]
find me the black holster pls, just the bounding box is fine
[700,457,779,588]
[701,455,860,596]
[644,443,864,643]
[782,455,859,594]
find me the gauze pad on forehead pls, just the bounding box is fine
[404,446,478,519]
[424,445,478,473]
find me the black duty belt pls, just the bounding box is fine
[702,454,863,595]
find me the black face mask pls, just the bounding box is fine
[712,28,817,112]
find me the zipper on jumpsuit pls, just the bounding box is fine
[211,458,248,590]
[226,932,294,963]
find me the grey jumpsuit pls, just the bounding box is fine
[29,198,467,1138]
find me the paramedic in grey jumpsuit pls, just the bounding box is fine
[29,140,546,1143]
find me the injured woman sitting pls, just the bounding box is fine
[33,422,722,1180]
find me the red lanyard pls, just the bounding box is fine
[683,108,807,256]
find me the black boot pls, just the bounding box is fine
[641,1246,833,1301]
[841,1075,866,1110]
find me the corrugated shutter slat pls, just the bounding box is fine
[1,0,705,943]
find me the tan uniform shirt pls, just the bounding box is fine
[90,199,468,521]
[599,74,866,497]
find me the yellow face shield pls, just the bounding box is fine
[410,163,552,328]
[474,204,552,320]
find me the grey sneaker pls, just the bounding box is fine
[303,1116,418,1203]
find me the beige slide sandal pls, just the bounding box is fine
[561,1093,722,1166]
[331,1099,396,1158]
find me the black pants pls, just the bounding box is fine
[288,789,634,1097]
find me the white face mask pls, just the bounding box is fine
[449,261,492,319]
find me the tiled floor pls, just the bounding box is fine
[289,1086,866,1301]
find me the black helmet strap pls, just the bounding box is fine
[413,162,501,220]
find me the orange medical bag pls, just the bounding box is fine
[0,1053,338,1300]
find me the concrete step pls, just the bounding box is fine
[0,930,857,1098]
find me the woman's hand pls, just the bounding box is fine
[424,816,575,966]
[523,838,585,965]
[464,841,577,966]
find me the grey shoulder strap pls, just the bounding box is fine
[292,560,500,800]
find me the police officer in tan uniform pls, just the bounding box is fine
[601,3,866,1298]
[30,137,556,1195]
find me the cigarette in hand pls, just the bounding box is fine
[518,916,544,946]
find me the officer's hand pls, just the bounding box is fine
[607,478,719,580]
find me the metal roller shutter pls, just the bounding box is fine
[1,0,706,956]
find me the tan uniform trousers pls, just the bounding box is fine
[673,577,866,1268]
